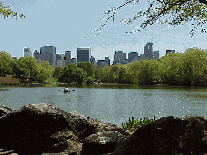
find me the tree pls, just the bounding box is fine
[58,63,86,84]
[13,56,40,81]
[77,62,94,78]
[38,61,54,78]
[0,1,25,20]
[90,0,207,37]
[53,66,63,79]
[0,51,14,77]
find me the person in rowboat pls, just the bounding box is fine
[64,87,69,91]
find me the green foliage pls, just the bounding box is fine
[13,56,40,81]
[93,65,102,82]
[77,62,94,78]
[86,76,94,84]
[92,0,207,37]
[58,63,86,84]
[0,51,14,77]
[38,61,54,78]
[117,64,132,84]
[121,116,156,132]
[100,65,111,83]
[0,1,25,19]
[53,66,63,79]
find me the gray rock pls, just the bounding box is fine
[111,116,207,155]
[81,131,126,154]
[0,103,78,155]
[0,105,13,117]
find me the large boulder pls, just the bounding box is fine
[111,116,207,155]
[0,103,78,155]
[81,130,127,155]
[0,105,13,117]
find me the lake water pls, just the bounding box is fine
[0,84,207,127]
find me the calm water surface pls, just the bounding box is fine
[0,84,207,126]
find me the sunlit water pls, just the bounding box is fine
[0,84,207,126]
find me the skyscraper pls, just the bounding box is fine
[24,47,32,57]
[40,46,56,68]
[97,60,106,68]
[34,50,41,63]
[153,51,159,59]
[144,42,153,59]
[65,51,71,66]
[166,50,175,55]
[128,52,138,62]
[105,57,110,66]
[77,47,91,63]
[90,56,95,65]
[113,51,126,64]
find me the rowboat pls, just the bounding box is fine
[63,90,70,92]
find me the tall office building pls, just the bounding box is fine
[24,47,32,57]
[65,51,71,66]
[113,51,126,64]
[40,46,56,68]
[140,54,145,60]
[105,57,110,66]
[71,58,78,64]
[34,50,41,63]
[144,42,153,59]
[56,54,65,67]
[77,47,91,63]
[128,52,138,62]
[12,57,17,60]
[97,60,106,68]
[90,56,95,65]
[153,51,159,59]
[166,50,175,55]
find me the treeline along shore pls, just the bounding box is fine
[1,47,207,86]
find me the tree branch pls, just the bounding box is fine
[198,0,207,5]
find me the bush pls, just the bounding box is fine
[86,76,94,84]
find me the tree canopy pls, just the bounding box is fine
[0,1,25,20]
[90,0,207,37]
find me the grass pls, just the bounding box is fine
[121,115,193,155]
[0,77,20,85]
[121,115,190,132]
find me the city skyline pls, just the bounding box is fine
[0,0,207,64]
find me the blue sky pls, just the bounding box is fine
[1,0,207,65]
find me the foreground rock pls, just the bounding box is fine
[0,103,207,154]
[0,103,128,155]
[111,116,207,155]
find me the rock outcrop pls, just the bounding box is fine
[0,103,207,155]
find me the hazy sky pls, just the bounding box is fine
[1,0,207,64]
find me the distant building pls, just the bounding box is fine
[153,51,159,59]
[34,50,41,63]
[166,50,175,55]
[90,56,95,65]
[40,46,56,68]
[131,55,141,62]
[24,47,32,57]
[65,51,71,66]
[12,57,17,60]
[105,57,110,66]
[77,47,91,62]
[128,52,139,63]
[71,58,78,65]
[97,60,106,68]
[140,54,145,60]
[113,51,126,64]
[144,42,153,59]
[56,54,65,67]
